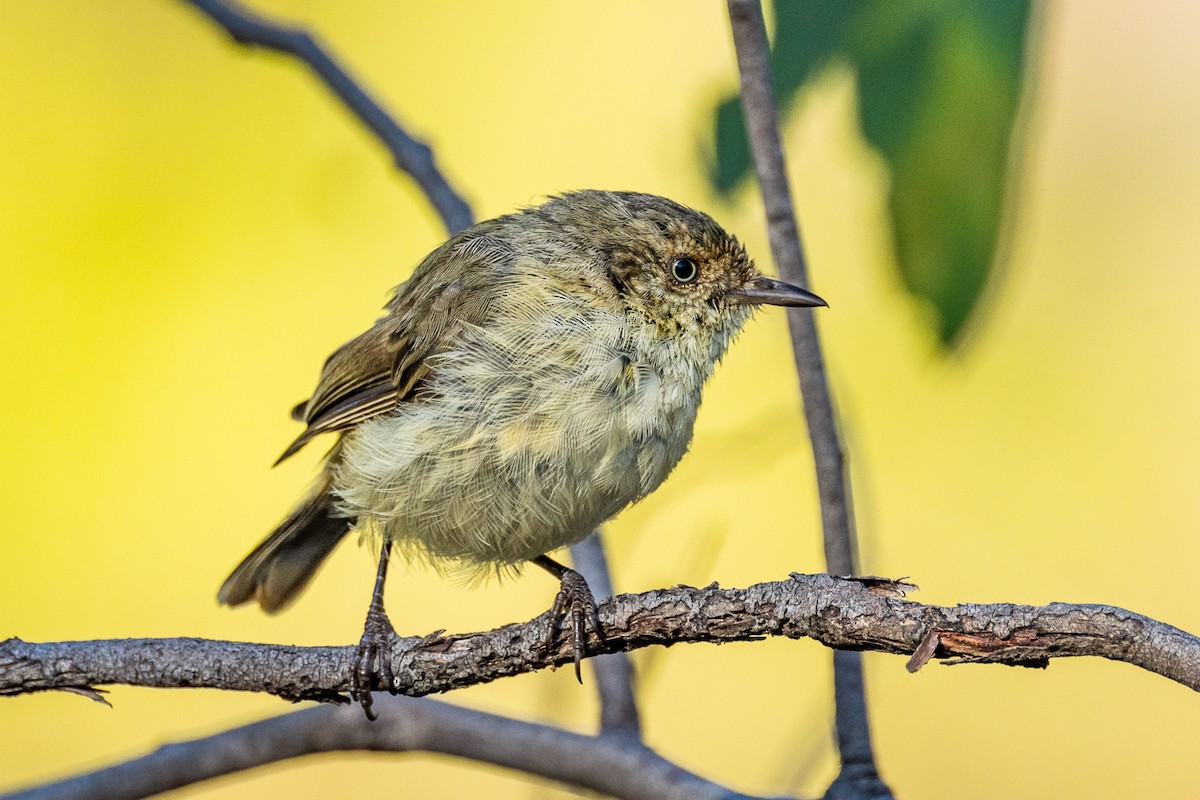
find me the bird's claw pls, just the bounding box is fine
[546,568,604,681]
[350,603,397,721]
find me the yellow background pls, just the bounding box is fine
[3,1,1199,797]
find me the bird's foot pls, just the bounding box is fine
[350,602,397,721]
[546,568,604,682]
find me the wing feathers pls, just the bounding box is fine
[275,383,398,465]
[274,227,509,463]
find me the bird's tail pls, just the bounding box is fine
[218,471,351,613]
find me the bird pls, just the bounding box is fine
[217,190,826,718]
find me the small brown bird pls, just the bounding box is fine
[218,190,825,717]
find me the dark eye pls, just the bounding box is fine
[671,257,699,284]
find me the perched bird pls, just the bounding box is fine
[218,190,825,718]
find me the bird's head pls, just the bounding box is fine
[538,190,826,362]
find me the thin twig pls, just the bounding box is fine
[571,531,643,739]
[5,575,1200,701]
[2,695,774,800]
[180,0,473,234]
[725,2,885,796]
[724,0,854,575]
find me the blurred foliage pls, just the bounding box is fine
[712,0,1032,347]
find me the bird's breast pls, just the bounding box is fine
[333,279,707,571]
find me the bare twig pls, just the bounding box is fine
[179,0,473,234]
[725,0,855,575]
[571,531,642,739]
[2,695,774,800]
[5,575,1200,702]
[725,1,885,795]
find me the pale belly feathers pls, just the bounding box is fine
[332,270,710,575]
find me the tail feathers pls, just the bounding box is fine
[218,481,351,614]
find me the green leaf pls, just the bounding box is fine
[709,0,1032,348]
[848,0,1030,346]
[712,1,864,193]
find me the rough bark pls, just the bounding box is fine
[5,575,1199,702]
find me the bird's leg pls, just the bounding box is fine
[351,540,397,720]
[533,554,604,682]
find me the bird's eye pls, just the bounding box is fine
[671,257,699,284]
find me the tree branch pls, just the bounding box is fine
[725,2,884,795]
[179,0,473,234]
[5,575,1200,703]
[571,531,643,739]
[726,0,855,577]
[1,695,774,800]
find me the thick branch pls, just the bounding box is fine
[5,575,1200,701]
[2,695,772,800]
[180,0,473,234]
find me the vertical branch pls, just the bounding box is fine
[571,531,642,739]
[725,1,890,798]
[824,651,887,799]
[725,0,853,576]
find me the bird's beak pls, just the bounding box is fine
[727,276,827,308]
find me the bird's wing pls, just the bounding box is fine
[275,228,512,465]
[273,324,400,464]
